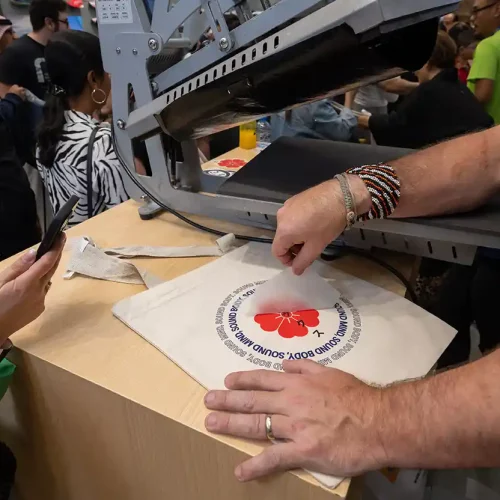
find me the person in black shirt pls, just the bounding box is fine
[0,0,68,231]
[357,31,493,149]
[0,0,68,100]
[0,86,40,261]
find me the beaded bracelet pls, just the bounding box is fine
[346,164,401,221]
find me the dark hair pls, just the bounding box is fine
[29,0,66,32]
[448,22,475,48]
[428,31,457,69]
[38,31,104,168]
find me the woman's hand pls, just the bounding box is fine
[0,234,66,342]
[357,113,371,129]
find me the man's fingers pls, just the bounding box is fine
[204,390,286,415]
[283,359,327,375]
[278,244,305,268]
[235,443,302,482]
[278,251,294,267]
[225,370,291,392]
[0,249,36,286]
[271,212,301,265]
[205,412,292,440]
[19,234,66,284]
[291,241,325,276]
[272,234,295,266]
[289,244,303,256]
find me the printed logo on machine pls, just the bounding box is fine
[215,282,363,371]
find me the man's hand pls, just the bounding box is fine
[8,85,26,100]
[0,234,66,341]
[204,360,388,481]
[272,177,371,275]
[206,352,500,480]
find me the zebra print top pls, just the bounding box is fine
[36,110,129,227]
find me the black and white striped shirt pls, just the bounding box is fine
[37,110,129,227]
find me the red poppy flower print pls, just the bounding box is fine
[254,310,320,339]
[217,159,247,169]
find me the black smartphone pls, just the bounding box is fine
[36,195,79,261]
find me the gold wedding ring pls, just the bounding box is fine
[265,415,275,442]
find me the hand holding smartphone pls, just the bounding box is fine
[36,195,79,261]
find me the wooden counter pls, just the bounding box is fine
[0,197,414,500]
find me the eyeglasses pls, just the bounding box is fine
[57,18,69,26]
[471,1,499,15]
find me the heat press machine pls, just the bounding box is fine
[98,0,500,266]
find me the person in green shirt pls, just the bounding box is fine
[468,0,500,124]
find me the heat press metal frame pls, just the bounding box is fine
[97,0,496,266]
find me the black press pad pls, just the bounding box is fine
[218,137,412,202]
[218,137,500,238]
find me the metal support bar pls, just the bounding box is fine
[101,0,469,260]
[125,0,385,140]
[218,0,251,14]
[236,3,253,21]
[342,226,480,266]
[151,0,203,47]
[202,0,233,52]
[166,37,194,48]
[154,0,333,93]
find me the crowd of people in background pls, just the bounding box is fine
[1,1,500,261]
[357,31,493,149]
[272,0,500,150]
[0,0,130,262]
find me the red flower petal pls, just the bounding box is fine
[278,318,309,339]
[218,159,247,169]
[254,313,283,332]
[296,310,320,328]
[254,310,320,339]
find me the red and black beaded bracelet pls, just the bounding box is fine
[346,164,401,221]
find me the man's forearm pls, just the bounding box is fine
[348,127,500,219]
[377,350,500,469]
[393,127,500,218]
[379,77,418,96]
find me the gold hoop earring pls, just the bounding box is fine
[91,88,107,105]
